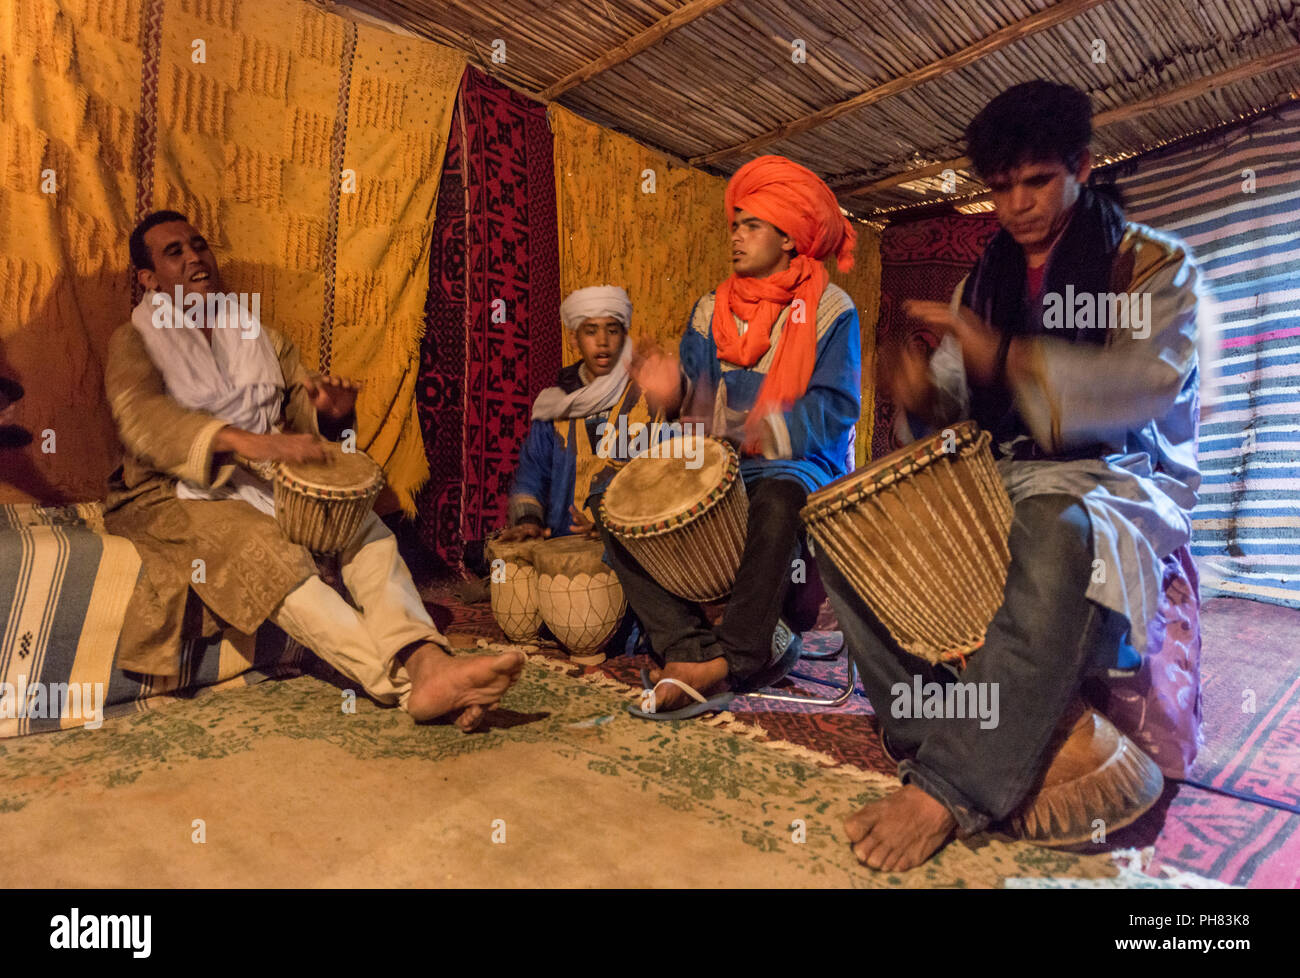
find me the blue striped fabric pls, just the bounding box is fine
[0,503,302,737]
[1115,103,1300,606]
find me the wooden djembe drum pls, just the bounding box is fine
[600,434,748,603]
[801,420,1012,663]
[273,443,384,554]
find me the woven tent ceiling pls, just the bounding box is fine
[345,0,1300,220]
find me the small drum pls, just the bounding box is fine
[486,536,543,642]
[600,435,747,603]
[533,535,627,664]
[801,420,1012,664]
[274,443,384,554]
[1009,704,1163,846]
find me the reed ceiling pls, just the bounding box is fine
[346,0,1300,220]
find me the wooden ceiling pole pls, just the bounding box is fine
[689,0,1113,167]
[538,0,737,101]
[838,44,1300,201]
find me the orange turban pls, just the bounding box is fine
[712,155,856,447]
[725,155,857,273]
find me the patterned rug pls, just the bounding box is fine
[0,647,1178,888]
[1190,597,1300,811]
[426,589,1300,887]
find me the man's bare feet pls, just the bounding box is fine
[403,643,525,730]
[843,783,958,872]
[648,657,729,712]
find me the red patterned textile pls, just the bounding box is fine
[872,215,998,459]
[417,123,468,569]
[416,68,562,569]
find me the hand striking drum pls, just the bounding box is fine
[273,443,385,554]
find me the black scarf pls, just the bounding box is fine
[960,185,1126,456]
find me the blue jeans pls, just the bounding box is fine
[816,493,1125,834]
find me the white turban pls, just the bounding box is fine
[560,286,632,331]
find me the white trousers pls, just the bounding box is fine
[270,511,446,710]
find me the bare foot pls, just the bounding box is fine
[843,783,957,871]
[403,643,524,729]
[648,657,729,712]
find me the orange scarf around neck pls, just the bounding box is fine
[711,254,827,434]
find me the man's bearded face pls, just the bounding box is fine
[138,220,222,298]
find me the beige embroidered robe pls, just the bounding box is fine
[103,321,335,676]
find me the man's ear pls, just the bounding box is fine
[136,267,158,292]
[1075,151,1093,186]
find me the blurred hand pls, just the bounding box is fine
[497,522,549,543]
[568,505,599,540]
[881,340,935,417]
[304,372,360,421]
[630,339,683,416]
[241,431,330,464]
[904,300,1002,386]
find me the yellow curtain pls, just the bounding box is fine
[551,104,730,357]
[0,0,140,504]
[831,223,882,467]
[0,0,463,510]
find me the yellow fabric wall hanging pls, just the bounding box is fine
[831,223,882,467]
[0,0,463,511]
[551,104,730,358]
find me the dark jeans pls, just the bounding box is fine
[601,477,808,686]
[816,492,1125,835]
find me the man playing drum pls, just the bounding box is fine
[623,155,863,715]
[823,81,1203,869]
[104,211,523,731]
[500,286,655,543]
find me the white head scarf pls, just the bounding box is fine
[131,289,284,513]
[533,286,634,421]
[560,286,632,331]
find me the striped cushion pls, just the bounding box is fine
[0,503,299,737]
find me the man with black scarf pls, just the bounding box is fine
[824,81,1203,870]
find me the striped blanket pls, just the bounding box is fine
[1117,103,1300,607]
[0,503,299,737]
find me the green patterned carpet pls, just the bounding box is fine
[0,651,1142,887]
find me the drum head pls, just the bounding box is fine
[279,443,382,493]
[804,420,981,514]
[532,535,609,577]
[486,536,541,565]
[602,434,732,528]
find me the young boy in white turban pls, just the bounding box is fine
[500,286,656,542]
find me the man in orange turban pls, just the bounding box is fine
[613,155,863,717]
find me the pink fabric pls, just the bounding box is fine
[1098,545,1204,779]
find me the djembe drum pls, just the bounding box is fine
[273,443,384,554]
[532,535,627,665]
[600,434,748,603]
[486,536,543,642]
[1009,702,1164,846]
[801,420,1012,664]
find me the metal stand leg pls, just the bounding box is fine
[740,654,859,707]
